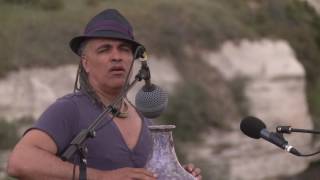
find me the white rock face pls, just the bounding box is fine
[198,39,313,180]
[304,0,320,13]
[0,58,181,121]
[205,40,305,81]
[0,65,77,121]
[0,39,314,180]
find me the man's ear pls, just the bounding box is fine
[81,56,90,73]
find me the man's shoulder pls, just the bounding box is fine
[57,91,89,102]
[45,91,89,110]
[54,91,98,112]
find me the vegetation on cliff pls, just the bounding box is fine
[1,0,320,179]
[1,0,320,135]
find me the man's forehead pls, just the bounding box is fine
[87,38,133,47]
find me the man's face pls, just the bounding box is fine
[81,38,134,92]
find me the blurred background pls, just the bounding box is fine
[1,0,320,179]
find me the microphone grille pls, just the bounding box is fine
[240,116,266,139]
[135,85,168,118]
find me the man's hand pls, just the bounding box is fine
[183,163,202,180]
[101,167,157,180]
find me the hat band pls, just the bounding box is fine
[85,20,134,39]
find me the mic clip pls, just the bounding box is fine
[276,126,292,134]
[108,105,120,117]
[135,63,150,81]
[135,57,155,92]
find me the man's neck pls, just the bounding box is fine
[94,87,122,105]
[88,79,125,108]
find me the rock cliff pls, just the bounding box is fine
[184,39,314,180]
[0,39,314,180]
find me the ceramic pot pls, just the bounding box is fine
[145,125,196,180]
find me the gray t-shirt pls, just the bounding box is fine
[29,91,153,170]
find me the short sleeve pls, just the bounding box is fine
[29,97,79,155]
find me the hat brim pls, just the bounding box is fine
[70,30,142,56]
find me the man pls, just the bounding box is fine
[7,9,201,179]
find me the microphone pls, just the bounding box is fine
[134,47,168,118]
[240,116,301,156]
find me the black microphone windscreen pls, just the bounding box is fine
[135,84,168,118]
[240,116,266,139]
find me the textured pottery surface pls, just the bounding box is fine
[145,125,196,180]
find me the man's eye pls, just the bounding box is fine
[97,48,109,53]
[121,46,132,52]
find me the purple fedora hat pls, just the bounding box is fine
[70,9,142,56]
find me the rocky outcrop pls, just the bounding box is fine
[0,58,181,122]
[0,65,77,121]
[305,0,320,13]
[184,39,313,180]
[0,39,313,180]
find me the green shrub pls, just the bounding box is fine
[0,32,15,77]
[1,0,320,136]
[159,82,218,142]
[2,0,36,3]
[86,0,100,7]
[0,119,19,150]
[2,0,64,10]
[228,76,249,117]
[38,0,63,10]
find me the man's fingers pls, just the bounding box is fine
[183,163,202,178]
[184,163,195,172]
[196,174,202,180]
[193,167,201,176]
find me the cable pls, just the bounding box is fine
[72,156,76,180]
[275,126,320,157]
[296,150,320,157]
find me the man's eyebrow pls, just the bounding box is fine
[119,42,132,48]
[96,43,112,50]
[94,42,133,52]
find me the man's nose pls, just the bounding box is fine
[110,49,122,61]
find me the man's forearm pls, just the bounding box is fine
[7,144,103,180]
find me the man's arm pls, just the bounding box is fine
[7,129,94,179]
[7,129,157,180]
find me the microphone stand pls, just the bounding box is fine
[276,126,320,134]
[276,126,320,157]
[61,60,150,180]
